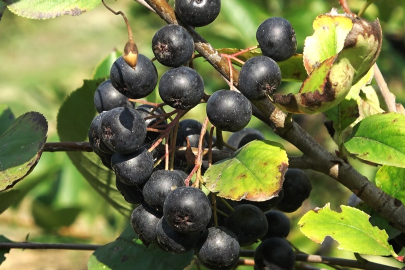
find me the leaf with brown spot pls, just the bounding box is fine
[273,12,382,115]
[202,140,288,201]
[0,112,48,191]
[7,0,100,19]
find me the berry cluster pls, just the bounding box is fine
[89,1,305,268]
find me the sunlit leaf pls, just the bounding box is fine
[203,140,288,201]
[299,203,394,256]
[344,113,405,167]
[375,165,405,205]
[0,112,48,191]
[88,225,193,270]
[7,0,100,19]
[92,49,121,80]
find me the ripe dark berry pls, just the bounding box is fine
[112,147,154,186]
[152,24,194,67]
[175,0,221,27]
[93,146,113,170]
[256,17,297,62]
[206,90,252,132]
[159,67,204,110]
[156,218,200,253]
[261,211,291,240]
[196,226,240,270]
[100,107,147,154]
[254,237,296,270]
[115,178,144,204]
[276,169,312,213]
[238,56,281,99]
[176,119,209,148]
[131,203,163,246]
[163,186,211,234]
[143,170,186,213]
[110,54,158,99]
[88,111,114,154]
[224,204,268,246]
[94,79,133,113]
[227,128,265,150]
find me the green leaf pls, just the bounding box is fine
[31,199,81,231]
[0,189,20,214]
[217,48,307,82]
[92,49,121,80]
[303,12,353,74]
[298,203,394,256]
[0,235,13,266]
[344,113,405,167]
[375,165,405,205]
[0,112,48,191]
[88,225,193,270]
[203,140,288,201]
[0,105,15,136]
[221,1,267,46]
[56,79,132,217]
[7,0,100,19]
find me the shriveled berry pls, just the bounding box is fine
[100,107,147,154]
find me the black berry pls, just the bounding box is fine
[159,67,204,110]
[175,0,221,27]
[238,56,281,99]
[94,79,133,113]
[261,210,291,240]
[100,107,147,154]
[136,104,167,143]
[163,186,212,234]
[115,178,144,204]
[88,111,114,154]
[276,169,312,213]
[152,24,194,67]
[206,90,252,132]
[196,226,240,270]
[224,204,268,246]
[112,147,154,186]
[227,128,265,150]
[156,218,200,253]
[143,170,186,213]
[131,203,162,245]
[110,54,158,99]
[256,17,297,62]
[254,237,296,270]
[176,119,209,148]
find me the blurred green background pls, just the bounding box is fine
[0,0,405,269]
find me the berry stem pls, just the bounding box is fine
[169,119,180,170]
[211,193,218,227]
[165,134,169,170]
[358,0,377,18]
[43,142,93,152]
[219,197,234,212]
[208,126,214,167]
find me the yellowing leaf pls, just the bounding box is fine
[299,203,394,256]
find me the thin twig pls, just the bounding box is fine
[134,0,156,12]
[43,142,93,152]
[374,64,397,112]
